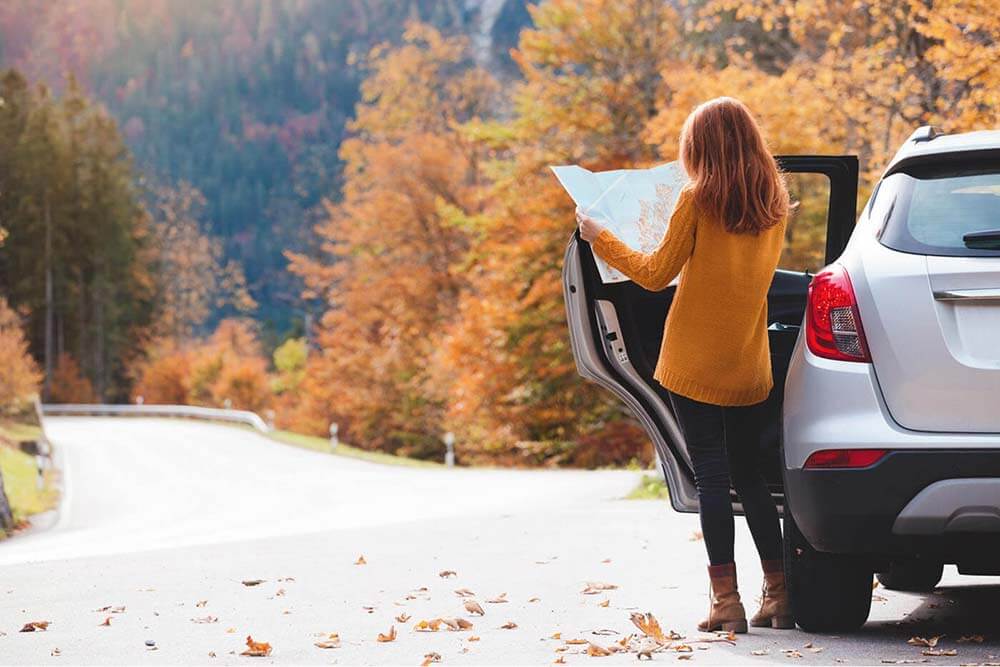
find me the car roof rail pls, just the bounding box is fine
[908,125,943,143]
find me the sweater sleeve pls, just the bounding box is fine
[590,189,696,291]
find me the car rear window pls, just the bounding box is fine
[877,158,1000,257]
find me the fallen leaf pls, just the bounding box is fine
[529,597,541,602]
[587,643,612,657]
[550,633,562,640]
[689,531,704,542]
[630,612,668,643]
[196,600,208,608]
[783,649,804,658]
[355,555,366,565]
[377,625,397,642]
[468,636,480,642]
[240,636,272,657]
[454,588,476,598]
[465,600,485,616]
[501,621,518,630]
[50,648,61,656]
[487,593,508,604]
[362,606,376,614]
[395,613,411,623]
[208,652,216,658]
[439,570,457,578]
[225,627,236,633]
[566,639,589,645]
[678,656,693,661]
[415,619,443,632]
[274,588,285,597]
[314,634,340,650]
[752,649,770,656]
[20,621,50,632]
[599,599,610,608]
[958,635,984,643]
[921,649,957,657]
[95,605,126,614]
[99,617,112,627]
[602,558,612,564]
[908,636,943,648]
[422,652,442,666]
[674,644,693,652]
[192,616,219,624]
[582,582,618,595]
[554,658,566,665]
[440,618,474,631]
[241,580,264,587]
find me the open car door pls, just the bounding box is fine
[562,156,859,513]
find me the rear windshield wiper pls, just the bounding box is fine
[963,229,1000,250]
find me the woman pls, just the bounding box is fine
[576,97,792,633]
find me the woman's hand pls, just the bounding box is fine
[576,207,606,243]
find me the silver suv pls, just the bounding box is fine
[562,128,1000,632]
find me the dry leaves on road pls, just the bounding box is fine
[414,618,473,632]
[454,588,475,598]
[20,621,49,632]
[421,652,442,666]
[355,555,367,565]
[439,570,456,578]
[95,605,126,613]
[630,612,668,643]
[464,600,485,616]
[241,636,272,657]
[241,579,264,587]
[395,613,411,623]
[192,616,219,624]
[598,599,610,608]
[958,635,984,643]
[314,633,340,649]
[99,617,112,627]
[907,635,943,648]
[922,648,957,657]
[500,622,518,630]
[587,643,612,657]
[377,625,397,642]
[196,600,208,607]
[582,582,618,595]
[486,593,508,603]
[689,531,704,542]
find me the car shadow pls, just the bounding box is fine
[857,583,1000,655]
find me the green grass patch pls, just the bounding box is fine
[267,429,442,469]
[627,473,670,500]
[0,445,59,525]
[0,420,43,444]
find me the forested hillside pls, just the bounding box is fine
[0,0,532,336]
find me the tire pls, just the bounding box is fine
[784,509,873,632]
[876,560,943,592]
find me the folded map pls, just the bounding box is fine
[551,161,688,283]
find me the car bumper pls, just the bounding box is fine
[784,450,1000,560]
[783,342,1000,562]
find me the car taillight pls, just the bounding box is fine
[804,449,888,469]
[806,264,871,362]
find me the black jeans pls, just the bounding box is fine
[667,390,783,566]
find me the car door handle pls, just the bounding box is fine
[933,288,1000,302]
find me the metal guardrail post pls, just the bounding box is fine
[329,422,339,452]
[443,431,455,467]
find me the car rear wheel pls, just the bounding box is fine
[784,509,873,632]
[876,560,943,592]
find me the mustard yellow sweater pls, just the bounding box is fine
[591,189,786,406]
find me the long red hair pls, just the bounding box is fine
[680,97,790,234]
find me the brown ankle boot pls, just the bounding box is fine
[750,559,794,629]
[698,563,748,633]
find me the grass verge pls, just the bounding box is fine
[267,429,442,469]
[626,473,670,500]
[0,449,58,527]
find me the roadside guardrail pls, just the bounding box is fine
[40,404,272,433]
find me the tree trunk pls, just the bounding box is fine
[43,191,53,402]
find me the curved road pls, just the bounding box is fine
[0,418,997,665]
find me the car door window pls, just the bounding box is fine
[780,172,831,274]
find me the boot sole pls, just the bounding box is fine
[698,619,748,634]
[750,615,795,629]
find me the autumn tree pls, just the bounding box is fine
[289,24,497,457]
[0,298,42,413]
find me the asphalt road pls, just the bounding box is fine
[0,417,997,665]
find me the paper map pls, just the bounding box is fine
[551,161,688,283]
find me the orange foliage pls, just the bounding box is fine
[0,298,41,412]
[131,319,270,412]
[49,353,97,404]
